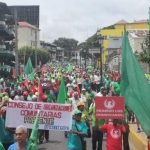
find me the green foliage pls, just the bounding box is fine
[139,34,150,64]
[78,33,99,49]
[86,33,100,48]
[53,38,78,51]
[18,46,50,66]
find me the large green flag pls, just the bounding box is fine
[120,32,150,135]
[24,57,34,80]
[57,78,67,104]
[0,142,5,150]
[27,111,39,150]
[25,57,33,75]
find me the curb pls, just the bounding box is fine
[129,128,147,150]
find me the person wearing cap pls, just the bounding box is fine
[77,101,91,138]
[80,88,87,102]
[67,109,88,150]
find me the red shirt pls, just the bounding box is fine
[101,123,126,150]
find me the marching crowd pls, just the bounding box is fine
[0,64,133,150]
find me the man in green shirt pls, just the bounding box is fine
[89,101,105,150]
[89,88,107,150]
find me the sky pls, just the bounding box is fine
[2,0,150,43]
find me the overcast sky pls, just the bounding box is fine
[3,0,150,43]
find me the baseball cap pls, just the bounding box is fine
[74,109,82,115]
[77,101,85,107]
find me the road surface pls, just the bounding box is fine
[38,131,106,150]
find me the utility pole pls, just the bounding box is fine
[98,34,104,86]
[80,51,81,68]
[100,43,103,85]
[35,29,38,68]
[14,8,19,77]
[84,50,87,69]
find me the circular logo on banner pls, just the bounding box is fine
[110,128,121,139]
[104,99,115,109]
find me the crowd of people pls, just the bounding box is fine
[0,63,133,150]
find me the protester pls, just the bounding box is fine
[8,125,28,150]
[67,109,88,150]
[77,101,91,138]
[89,88,107,150]
[100,119,126,150]
[0,108,14,150]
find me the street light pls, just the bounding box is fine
[98,34,104,86]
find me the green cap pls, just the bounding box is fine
[74,109,82,115]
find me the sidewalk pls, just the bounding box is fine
[129,124,148,150]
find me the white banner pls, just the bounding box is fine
[6,101,72,131]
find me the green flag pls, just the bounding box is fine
[25,57,33,75]
[57,78,67,104]
[18,74,23,82]
[25,58,34,80]
[27,111,39,150]
[0,142,5,150]
[67,64,73,73]
[120,32,150,135]
[28,72,34,81]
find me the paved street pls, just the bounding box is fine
[39,131,106,150]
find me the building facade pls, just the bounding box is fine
[98,20,149,65]
[0,2,15,75]
[18,21,40,49]
[9,5,39,27]
[56,47,65,62]
[40,41,57,62]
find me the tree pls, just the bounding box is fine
[78,33,99,49]
[53,38,78,50]
[139,33,150,72]
[18,46,50,67]
[53,37,78,61]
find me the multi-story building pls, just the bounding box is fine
[40,41,57,62]
[107,37,122,71]
[98,20,149,65]
[18,21,40,49]
[56,47,65,62]
[0,2,15,75]
[9,5,39,27]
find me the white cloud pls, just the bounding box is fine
[3,0,150,43]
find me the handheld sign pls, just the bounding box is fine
[6,101,72,131]
[95,96,124,119]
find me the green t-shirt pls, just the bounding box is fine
[89,103,105,127]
